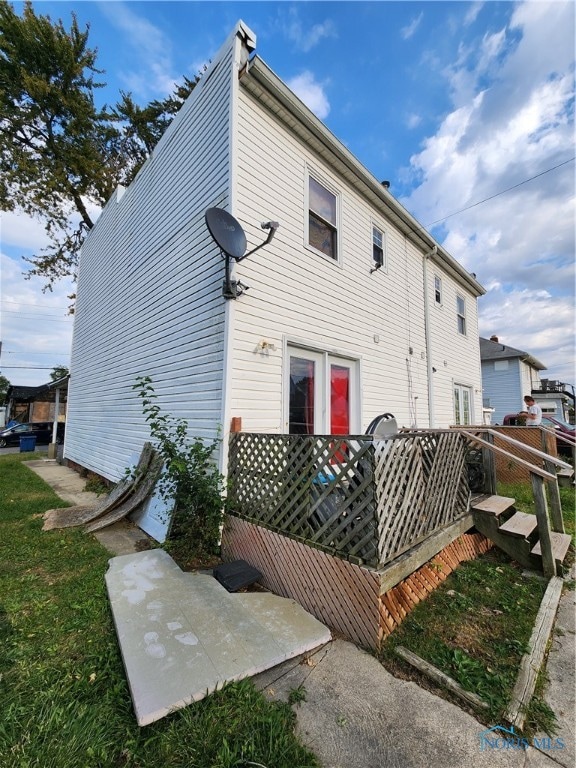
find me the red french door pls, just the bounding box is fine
[287,348,358,435]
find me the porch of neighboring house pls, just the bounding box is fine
[221,427,572,650]
[5,378,68,424]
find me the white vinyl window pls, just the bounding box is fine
[372,225,386,269]
[307,174,339,261]
[454,383,473,425]
[456,295,467,335]
[434,275,442,305]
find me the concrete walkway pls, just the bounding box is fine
[27,458,153,555]
[28,458,575,767]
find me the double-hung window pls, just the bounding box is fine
[456,295,467,335]
[434,276,442,305]
[308,175,338,260]
[372,225,386,269]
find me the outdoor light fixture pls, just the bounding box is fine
[205,208,280,299]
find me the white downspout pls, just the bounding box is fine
[422,246,437,427]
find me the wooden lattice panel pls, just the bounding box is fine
[228,433,379,565]
[221,515,381,648]
[228,431,472,569]
[490,427,557,484]
[374,432,470,565]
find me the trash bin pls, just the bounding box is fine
[20,435,37,452]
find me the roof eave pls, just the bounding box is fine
[241,56,486,297]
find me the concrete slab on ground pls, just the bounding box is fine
[28,460,154,555]
[254,640,562,768]
[535,564,575,768]
[27,459,100,506]
[105,549,331,726]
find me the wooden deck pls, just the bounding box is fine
[221,514,492,649]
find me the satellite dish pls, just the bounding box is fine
[205,208,247,261]
[205,207,280,300]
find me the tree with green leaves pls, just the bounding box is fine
[49,365,69,382]
[0,374,10,403]
[0,1,198,293]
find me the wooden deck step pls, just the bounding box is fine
[499,512,538,539]
[471,495,515,518]
[531,532,572,563]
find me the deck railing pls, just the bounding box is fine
[449,426,571,577]
[227,430,471,568]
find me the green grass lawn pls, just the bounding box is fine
[0,453,319,768]
[379,482,575,736]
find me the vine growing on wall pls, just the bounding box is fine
[133,375,224,564]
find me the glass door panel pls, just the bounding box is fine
[287,347,358,435]
[289,355,319,434]
[330,364,350,434]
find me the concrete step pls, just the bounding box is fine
[499,511,538,539]
[471,495,515,518]
[531,532,572,564]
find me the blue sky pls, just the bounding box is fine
[1,0,574,391]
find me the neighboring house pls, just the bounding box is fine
[4,377,68,424]
[479,335,574,424]
[65,21,485,482]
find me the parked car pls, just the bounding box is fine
[0,421,65,447]
[502,413,575,454]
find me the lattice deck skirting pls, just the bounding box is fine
[221,515,493,650]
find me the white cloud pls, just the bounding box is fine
[401,0,575,384]
[287,71,330,120]
[478,287,575,383]
[406,113,422,130]
[98,2,180,97]
[401,12,423,40]
[1,211,49,252]
[282,9,337,52]
[464,3,484,28]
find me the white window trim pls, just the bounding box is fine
[453,381,475,425]
[456,294,467,336]
[371,220,388,273]
[305,167,342,266]
[434,275,443,306]
[283,337,362,432]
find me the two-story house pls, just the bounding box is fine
[480,335,574,424]
[65,21,485,484]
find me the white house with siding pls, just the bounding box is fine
[65,21,485,483]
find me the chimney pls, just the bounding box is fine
[490,335,499,343]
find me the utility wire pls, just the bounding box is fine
[424,156,575,228]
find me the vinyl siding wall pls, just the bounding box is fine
[427,271,483,425]
[66,44,236,480]
[227,86,482,432]
[481,358,521,424]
